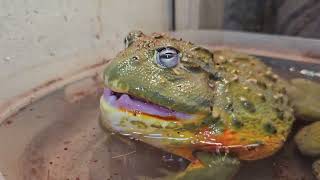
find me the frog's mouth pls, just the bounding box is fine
[102,88,193,120]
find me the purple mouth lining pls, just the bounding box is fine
[103,88,193,120]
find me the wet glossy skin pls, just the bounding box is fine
[100,31,295,164]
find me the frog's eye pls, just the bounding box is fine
[155,47,180,68]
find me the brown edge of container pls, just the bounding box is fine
[0,59,110,124]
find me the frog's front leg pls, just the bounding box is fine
[174,152,240,180]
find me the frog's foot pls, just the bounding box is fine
[174,152,240,180]
[313,159,320,180]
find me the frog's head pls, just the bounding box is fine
[100,31,216,146]
[104,31,215,114]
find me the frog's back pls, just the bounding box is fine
[200,50,295,160]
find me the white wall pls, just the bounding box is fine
[0,0,171,103]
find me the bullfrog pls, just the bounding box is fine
[99,31,320,180]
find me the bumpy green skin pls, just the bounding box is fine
[295,121,320,157]
[286,78,320,121]
[313,159,320,180]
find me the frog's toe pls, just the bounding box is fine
[313,159,320,180]
[295,121,320,156]
[175,152,240,180]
